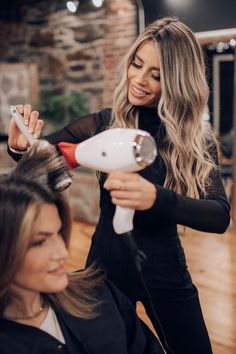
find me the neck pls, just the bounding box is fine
[3,291,44,320]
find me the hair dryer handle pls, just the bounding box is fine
[113,206,135,234]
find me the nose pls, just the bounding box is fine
[52,236,69,261]
[134,69,147,85]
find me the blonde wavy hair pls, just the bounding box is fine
[111,17,216,198]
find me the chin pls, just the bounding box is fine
[128,93,151,107]
[128,96,145,106]
[47,274,69,293]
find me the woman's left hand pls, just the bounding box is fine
[104,171,157,210]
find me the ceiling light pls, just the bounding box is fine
[92,0,104,8]
[67,1,79,13]
[229,39,236,48]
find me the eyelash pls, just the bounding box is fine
[31,230,63,248]
[131,61,142,69]
[32,239,46,247]
[131,61,160,81]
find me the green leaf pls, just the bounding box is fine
[38,90,88,129]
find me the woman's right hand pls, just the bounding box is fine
[8,104,44,150]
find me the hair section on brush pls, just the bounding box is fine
[12,140,73,192]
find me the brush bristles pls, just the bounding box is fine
[13,140,72,191]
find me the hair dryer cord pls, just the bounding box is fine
[123,231,173,354]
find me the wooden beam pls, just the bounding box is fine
[196,28,236,45]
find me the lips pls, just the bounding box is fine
[130,84,150,98]
[48,265,65,275]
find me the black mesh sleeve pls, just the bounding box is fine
[45,108,111,144]
[150,143,231,233]
[7,108,112,161]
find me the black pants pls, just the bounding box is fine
[120,281,213,354]
[145,289,212,354]
[106,237,213,354]
[87,231,213,354]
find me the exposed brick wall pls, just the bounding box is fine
[0,0,137,115]
[102,0,137,107]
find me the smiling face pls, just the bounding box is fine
[127,40,162,107]
[12,203,69,296]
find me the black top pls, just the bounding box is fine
[44,107,230,231]
[0,280,164,354]
[8,107,230,293]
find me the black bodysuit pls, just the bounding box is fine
[10,107,230,354]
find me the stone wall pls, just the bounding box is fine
[0,0,137,114]
[0,0,138,224]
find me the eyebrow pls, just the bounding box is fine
[36,227,62,237]
[134,53,160,71]
[36,232,53,237]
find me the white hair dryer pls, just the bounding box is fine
[58,128,157,234]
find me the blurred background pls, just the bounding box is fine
[0,1,235,353]
[0,0,235,221]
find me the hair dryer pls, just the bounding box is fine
[58,128,157,234]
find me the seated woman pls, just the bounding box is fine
[0,142,164,354]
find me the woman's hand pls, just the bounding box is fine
[8,104,44,150]
[104,171,157,210]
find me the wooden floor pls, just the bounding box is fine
[66,221,236,354]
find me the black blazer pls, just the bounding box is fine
[0,280,164,354]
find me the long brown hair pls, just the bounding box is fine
[111,17,216,198]
[0,142,102,319]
